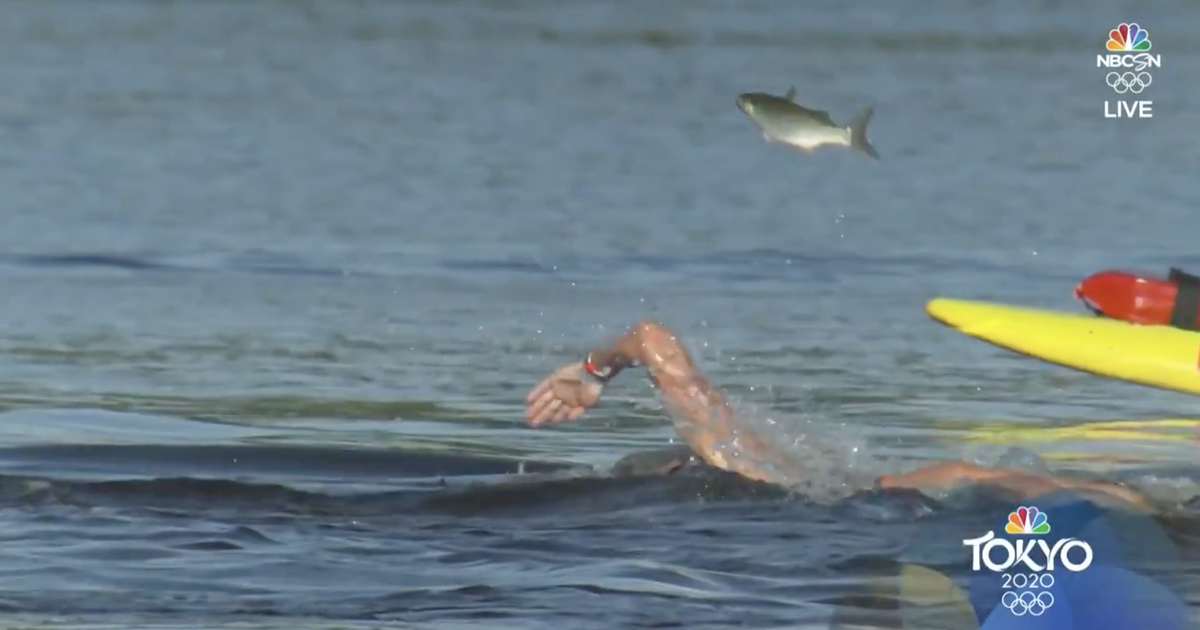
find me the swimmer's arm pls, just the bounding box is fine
[878,461,1151,510]
[877,461,1058,494]
[587,321,790,483]
[586,320,708,391]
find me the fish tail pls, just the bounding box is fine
[847,105,879,160]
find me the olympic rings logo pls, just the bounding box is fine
[1106,71,1152,94]
[1001,590,1054,616]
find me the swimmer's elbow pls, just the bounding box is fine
[633,319,670,339]
[614,319,677,368]
[630,319,683,358]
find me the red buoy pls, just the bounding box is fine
[1075,268,1200,329]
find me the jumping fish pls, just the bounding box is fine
[736,87,879,159]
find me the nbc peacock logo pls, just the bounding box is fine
[1107,23,1152,51]
[1004,506,1050,535]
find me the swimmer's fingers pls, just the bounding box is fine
[525,377,553,406]
[544,405,587,425]
[525,391,557,425]
[531,400,582,426]
[529,398,569,426]
[526,362,586,406]
[538,399,564,425]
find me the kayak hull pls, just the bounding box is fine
[927,297,1200,396]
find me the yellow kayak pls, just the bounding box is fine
[926,297,1200,396]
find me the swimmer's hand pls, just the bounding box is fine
[524,361,603,426]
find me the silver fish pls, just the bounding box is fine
[736,87,879,160]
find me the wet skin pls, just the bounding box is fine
[526,320,1151,511]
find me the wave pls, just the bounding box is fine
[0,250,363,279]
[1,443,1197,625]
[16,451,1200,526]
[0,395,488,423]
[0,442,574,479]
[0,442,930,519]
[0,247,1071,285]
[4,441,1200,524]
[0,465,786,518]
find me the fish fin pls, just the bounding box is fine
[847,105,880,160]
[784,86,796,101]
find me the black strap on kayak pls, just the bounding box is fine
[1168,267,1200,331]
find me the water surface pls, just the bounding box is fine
[1,0,1199,628]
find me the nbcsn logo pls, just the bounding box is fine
[1098,22,1161,118]
[963,506,1093,573]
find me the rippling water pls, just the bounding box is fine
[2,0,1200,628]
